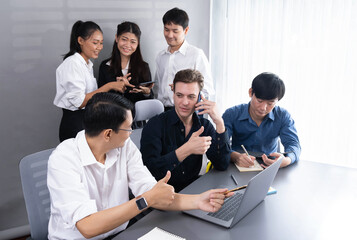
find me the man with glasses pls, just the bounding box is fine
[47,92,231,240]
[222,72,301,168]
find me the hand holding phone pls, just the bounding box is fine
[196,92,204,114]
[139,80,155,86]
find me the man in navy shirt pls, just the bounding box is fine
[222,72,301,168]
[141,69,230,192]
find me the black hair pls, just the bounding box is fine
[251,72,285,101]
[63,20,102,60]
[162,7,189,29]
[173,69,204,92]
[84,92,133,137]
[107,21,147,86]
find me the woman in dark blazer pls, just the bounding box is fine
[98,22,153,105]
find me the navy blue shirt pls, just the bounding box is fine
[141,109,230,192]
[222,103,301,163]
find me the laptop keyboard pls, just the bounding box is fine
[207,192,243,221]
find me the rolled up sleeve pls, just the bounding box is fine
[47,152,97,229]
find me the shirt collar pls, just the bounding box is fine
[74,52,93,69]
[238,103,251,121]
[239,102,275,122]
[165,40,189,55]
[76,130,120,168]
[267,109,275,121]
[167,108,181,126]
[106,59,129,70]
[167,108,201,127]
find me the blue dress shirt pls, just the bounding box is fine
[141,109,230,192]
[222,103,301,163]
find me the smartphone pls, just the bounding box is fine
[196,92,204,113]
[139,80,155,86]
[128,80,155,90]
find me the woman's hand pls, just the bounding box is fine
[129,86,151,94]
[113,73,134,92]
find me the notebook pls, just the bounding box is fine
[138,227,185,240]
[183,156,282,228]
[235,160,264,172]
[234,150,274,172]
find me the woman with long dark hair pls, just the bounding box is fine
[54,20,133,142]
[98,21,153,105]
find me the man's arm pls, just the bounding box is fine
[261,111,301,168]
[195,97,231,170]
[221,106,254,167]
[76,172,231,238]
[141,116,181,180]
[141,116,214,180]
[280,115,301,163]
[175,126,212,161]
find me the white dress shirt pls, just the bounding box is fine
[153,41,215,107]
[47,131,156,240]
[53,53,98,111]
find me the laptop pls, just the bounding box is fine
[183,156,283,228]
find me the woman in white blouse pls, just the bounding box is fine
[54,20,133,142]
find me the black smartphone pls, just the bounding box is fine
[139,80,155,86]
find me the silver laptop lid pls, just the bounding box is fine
[230,156,283,227]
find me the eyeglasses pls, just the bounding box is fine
[118,128,134,133]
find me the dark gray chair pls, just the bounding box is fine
[19,148,55,240]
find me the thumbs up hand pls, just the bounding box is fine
[187,126,212,155]
[145,171,175,208]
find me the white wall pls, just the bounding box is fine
[0,0,211,238]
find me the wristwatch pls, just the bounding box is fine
[135,195,148,211]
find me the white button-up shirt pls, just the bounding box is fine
[47,131,156,240]
[53,53,98,110]
[153,41,215,107]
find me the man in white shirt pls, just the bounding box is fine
[153,7,215,110]
[47,92,231,240]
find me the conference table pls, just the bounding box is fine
[115,160,357,240]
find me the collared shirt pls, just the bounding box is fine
[104,59,130,75]
[222,103,301,163]
[140,109,230,192]
[47,131,156,240]
[54,53,97,111]
[153,41,215,107]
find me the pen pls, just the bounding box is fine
[241,144,255,168]
[241,145,250,157]
[225,185,248,194]
[231,174,238,185]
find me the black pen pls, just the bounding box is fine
[231,174,238,185]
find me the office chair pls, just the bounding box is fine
[133,99,164,122]
[131,99,164,148]
[19,148,55,240]
[130,128,143,149]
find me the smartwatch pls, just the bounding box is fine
[135,195,148,211]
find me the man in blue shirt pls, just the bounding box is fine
[222,72,301,168]
[141,69,230,192]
